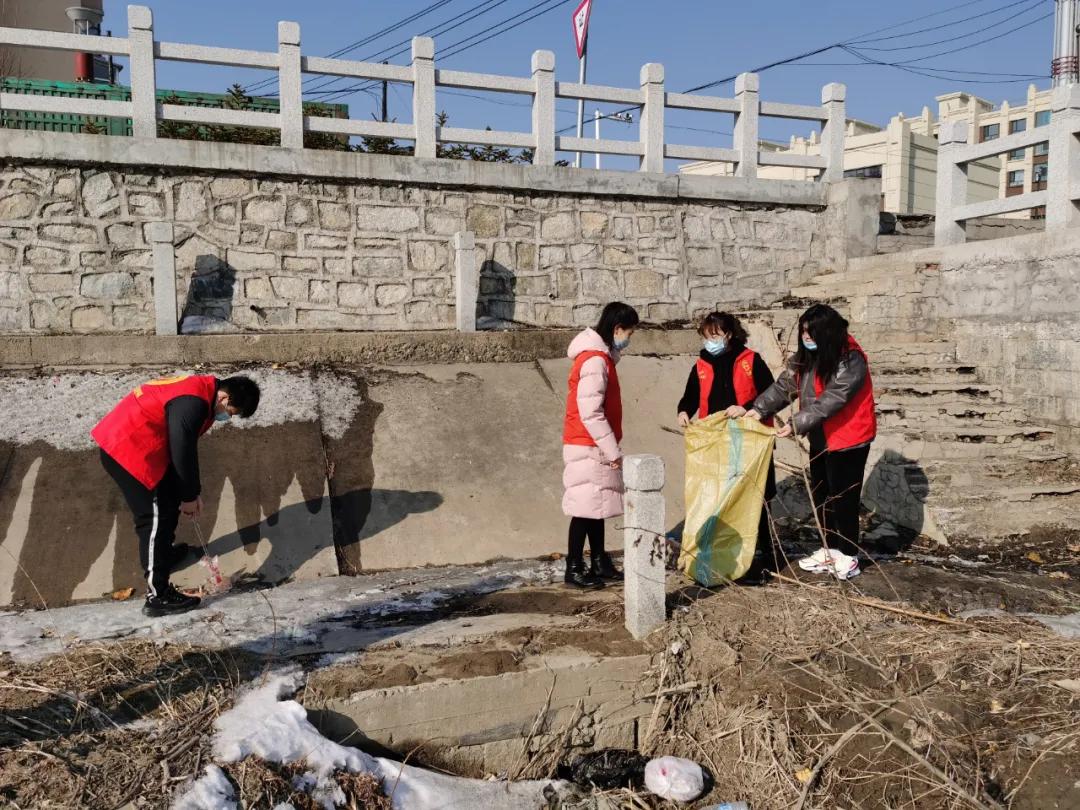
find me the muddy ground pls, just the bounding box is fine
[1,525,1078,809]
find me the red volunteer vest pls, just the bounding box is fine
[695,348,772,425]
[563,351,623,446]
[807,336,877,451]
[91,374,218,489]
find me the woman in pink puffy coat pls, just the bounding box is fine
[561,302,640,589]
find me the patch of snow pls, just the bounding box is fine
[959,609,1080,639]
[205,666,570,810]
[0,559,563,663]
[172,765,236,810]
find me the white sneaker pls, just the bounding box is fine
[798,547,839,571]
[831,554,861,580]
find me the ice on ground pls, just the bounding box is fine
[172,765,236,810]
[0,559,561,663]
[959,609,1080,639]
[175,665,569,810]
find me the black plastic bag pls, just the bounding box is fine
[561,748,649,790]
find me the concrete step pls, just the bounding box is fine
[875,379,998,397]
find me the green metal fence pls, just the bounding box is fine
[0,78,347,136]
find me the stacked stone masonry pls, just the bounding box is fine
[0,163,841,334]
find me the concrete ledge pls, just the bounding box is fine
[0,129,828,207]
[311,654,655,762]
[0,328,701,367]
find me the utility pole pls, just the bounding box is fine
[381,60,389,122]
[1052,0,1080,87]
[594,108,601,169]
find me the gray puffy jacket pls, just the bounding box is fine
[753,350,870,437]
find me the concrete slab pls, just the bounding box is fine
[312,654,654,751]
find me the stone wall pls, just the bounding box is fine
[0,138,876,335]
[847,228,1080,449]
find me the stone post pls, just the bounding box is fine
[278,21,304,149]
[454,231,477,332]
[531,50,556,166]
[127,5,157,139]
[148,222,178,336]
[1047,84,1080,229]
[639,63,665,173]
[934,120,969,246]
[733,72,759,179]
[820,82,846,183]
[412,36,437,160]
[623,454,666,640]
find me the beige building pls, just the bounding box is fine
[0,0,107,82]
[681,85,1053,219]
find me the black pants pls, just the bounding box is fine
[568,517,604,561]
[100,449,181,597]
[808,436,871,557]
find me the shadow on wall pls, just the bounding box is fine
[179,254,236,334]
[0,370,445,606]
[863,449,929,547]
[478,257,518,326]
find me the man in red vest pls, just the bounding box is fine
[92,374,261,617]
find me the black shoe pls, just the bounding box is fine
[169,543,204,573]
[142,585,201,617]
[591,552,623,581]
[565,560,605,590]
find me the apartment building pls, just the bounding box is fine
[680,84,1052,219]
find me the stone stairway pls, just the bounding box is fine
[744,262,1080,546]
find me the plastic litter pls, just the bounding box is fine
[644,756,705,802]
[563,748,648,790]
[702,803,750,810]
[192,521,232,595]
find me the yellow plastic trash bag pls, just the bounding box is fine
[679,414,776,586]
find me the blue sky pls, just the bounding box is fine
[103,0,1054,166]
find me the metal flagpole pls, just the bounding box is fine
[571,0,593,168]
[575,42,587,168]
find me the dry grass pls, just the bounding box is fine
[0,640,390,809]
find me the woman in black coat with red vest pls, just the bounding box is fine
[677,311,779,580]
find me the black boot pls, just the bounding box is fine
[565,558,605,590]
[591,552,623,581]
[142,584,201,617]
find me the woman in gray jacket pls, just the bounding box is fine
[727,304,877,558]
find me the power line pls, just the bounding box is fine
[439,0,574,60]
[889,9,1053,64]
[245,0,462,93]
[850,0,1043,45]
[300,0,516,99]
[557,0,1054,135]
[318,0,573,104]
[856,0,1046,52]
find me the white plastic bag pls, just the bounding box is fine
[644,756,705,802]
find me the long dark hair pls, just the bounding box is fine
[793,304,849,382]
[595,302,640,348]
[697,311,748,345]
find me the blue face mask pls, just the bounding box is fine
[703,338,726,356]
[214,411,232,423]
[802,337,818,351]
[613,337,631,351]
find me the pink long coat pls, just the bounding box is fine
[562,328,625,519]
